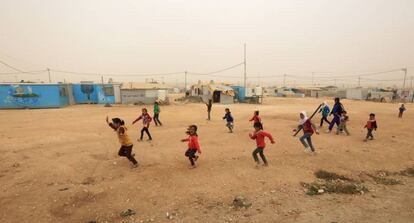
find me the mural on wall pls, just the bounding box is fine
[80,84,95,102]
[4,85,40,106]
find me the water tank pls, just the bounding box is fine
[254,87,263,96]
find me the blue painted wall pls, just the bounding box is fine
[72,84,115,104]
[0,84,69,108]
[231,86,246,101]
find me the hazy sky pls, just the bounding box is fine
[1,0,413,87]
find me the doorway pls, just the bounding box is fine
[213,91,221,103]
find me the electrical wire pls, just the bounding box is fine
[0,70,48,75]
[187,62,244,76]
[49,69,184,77]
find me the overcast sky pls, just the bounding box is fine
[0,0,413,87]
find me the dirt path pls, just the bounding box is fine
[0,98,413,223]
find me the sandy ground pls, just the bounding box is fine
[0,97,413,223]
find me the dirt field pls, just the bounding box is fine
[0,97,413,223]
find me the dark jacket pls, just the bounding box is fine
[223,112,234,122]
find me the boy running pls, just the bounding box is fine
[153,101,163,126]
[399,104,406,118]
[336,110,350,135]
[181,125,202,168]
[364,113,378,141]
[249,122,275,167]
[328,98,345,133]
[132,108,153,141]
[249,110,263,129]
[106,116,138,168]
[223,108,234,133]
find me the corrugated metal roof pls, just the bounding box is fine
[208,84,235,96]
[120,82,171,90]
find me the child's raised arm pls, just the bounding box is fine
[106,116,117,130]
[132,115,142,124]
[263,131,275,143]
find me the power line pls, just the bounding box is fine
[0,59,48,75]
[50,69,184,77]
[0,70,47,75]
[187,62,244,76]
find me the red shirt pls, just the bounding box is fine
[250,130,274,148]
[183,135,201,152]
[303,119,314,134]
[136,113,152,128]
[250,115,262,123]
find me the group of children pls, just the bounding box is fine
[319,100,350,136]
[106,98,408,169]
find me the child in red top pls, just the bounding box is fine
[294,111,319,153]
[249,110,263,129]
[181,125,202,168]
[132,108,153,141]
[249,122,275,167]
[364,113,378,141]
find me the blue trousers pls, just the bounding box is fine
[329,115,340,131]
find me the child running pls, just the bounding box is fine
[249,122,275,167]
[181,125,201,168]
[364,113,378,141]
[319,101,331,127]
[249,110,263,129]
[222,108,234,133]
[294,111,319,153]
[106,116,138,168]
[328,97,345,133]
[132,108,153,141]
[153,101,163,126]
[336,110,350,135]
[399,104,406,118]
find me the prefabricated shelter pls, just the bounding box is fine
[346,88,369,100]
[120,82,170,104]
[72,83,117,104]
[231,86,246,101]
[276,88,305,98]
[190,81,235,104]
[264,86,278,97]
[296,87,323,97]
[245,86,264,97]
[0,83,71,109]
[209,84,235,104]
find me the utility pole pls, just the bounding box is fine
[244,43,247,90]
[283,74,286,87]
[312,72,314,86]
[358,76,361,87]
[184,71,187,92]
[402,68,407,89]
[334,79,337,86]
[47,68,51,83]
[410,76,413,89]
[101,76,104,85]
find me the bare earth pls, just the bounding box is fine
[0,97,413,223]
